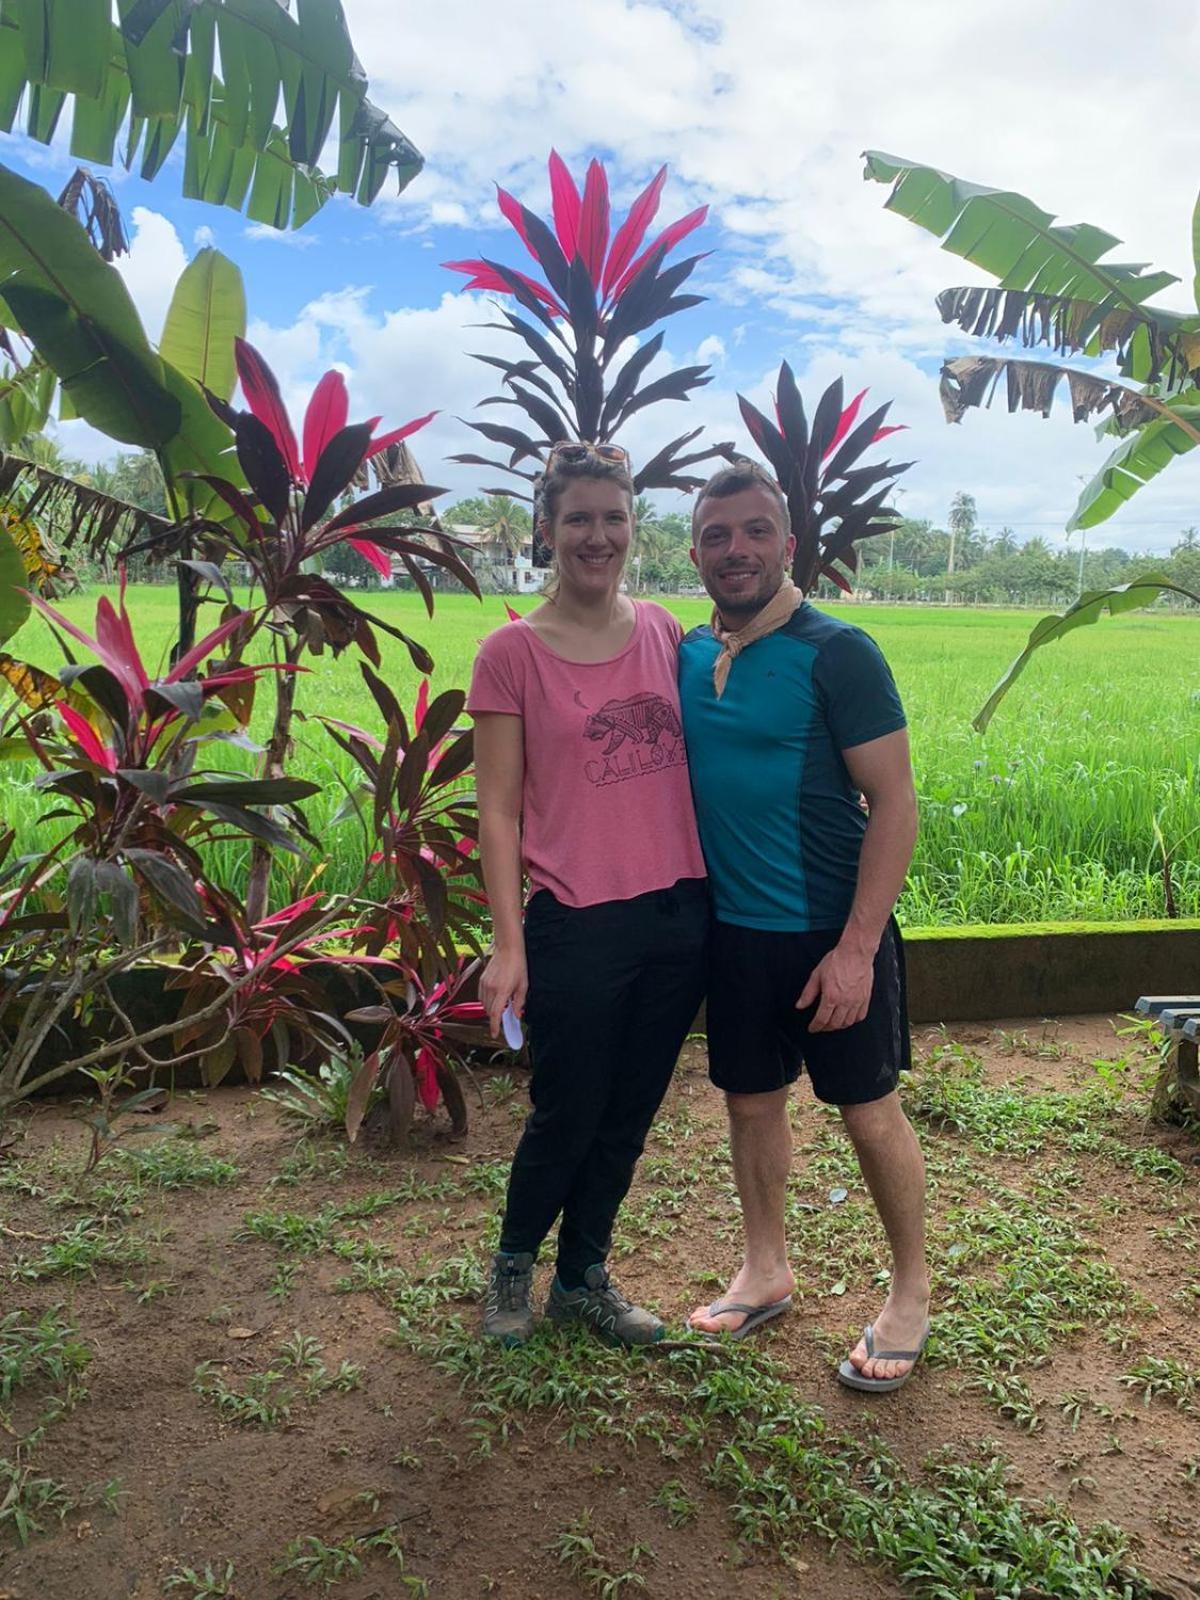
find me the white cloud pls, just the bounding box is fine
[331,0,1200,547]
[193,224,216,248]
[695,335,726,367]
[113,207,187,345]
[244,222,319,249]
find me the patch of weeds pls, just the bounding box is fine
[273,1526,426,1593]
[904,1044,1116,1157]
[268,1261,299,1302]
[1120,1146,1187,1185]
[269,1138,353,1189]
[1119,1355,1198,1412]
[261,1051,377,1134]
[549,1511,653,1597]
[163,1561,237,1598]
[0,1454,73,1545]
[458,1159,511,1198]
[193,1335,362,1428]
[125,1277,177,1304]
[652,1477,698,1527]
[484,1072,518,1104]
[0,1307,90,1410]
[10,1219,148,1281]
[242,1182,457,1258]
[409,1284,1163,1600]
[106,1140,239,1191]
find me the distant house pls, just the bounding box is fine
[438,524,543,594]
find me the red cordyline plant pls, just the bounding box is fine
[737,363,913,594]
[445,151,732,503]
[183,337,481,923]
[0,581,327,1115]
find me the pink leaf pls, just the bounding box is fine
[610,205,708,301]
[165,611,252,686]
[57,703,117,772]
[871,424,908,444]
[414,1046,441,1113]
[347,538,394,578]
[496,185,539,265]
[547,149,582,258]
[577,159,610,286]
[821,388,868,460]
[602,164,667,298]
[504,602,521,622]
[414,678,429,729]
[234,338,301,482]
[443,260,564,314]
[364,411,438,459]
[94,595,150,709]
[302,371,349,482]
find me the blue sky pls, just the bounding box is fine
[4,0,1200,554]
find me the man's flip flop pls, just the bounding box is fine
[836,1320,931,1393]
[695,1295,793,1341]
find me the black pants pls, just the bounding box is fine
[499,879,708,1284]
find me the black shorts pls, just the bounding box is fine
[705,916,910,1104]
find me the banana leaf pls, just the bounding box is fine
[158,246,246,403]
[0,0,423,230]
[974,576,1200,731]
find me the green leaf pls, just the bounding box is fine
[974,576,1200,731]
[158,247,245,403]
[22,0,111,99]
[0,520,31,646]
[157,356,241,518]
[1069,396,1200,531]
[0,161,179,446]
[3,0,424,228]
[863,151,1177,312]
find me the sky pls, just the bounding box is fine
[4,0,1200,555]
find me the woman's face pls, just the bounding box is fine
[542,478,634,596]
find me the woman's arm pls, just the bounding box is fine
[473,711,527,1038]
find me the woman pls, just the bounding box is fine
[468,442,708,1347]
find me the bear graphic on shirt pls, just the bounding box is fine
[576,692,687,787]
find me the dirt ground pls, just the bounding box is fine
[1,1013,1198,1600]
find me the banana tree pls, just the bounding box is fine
[446,151,733,519]
[863,152,1200,532]
[863,151,1200,719]
[0,0,422,231]
[0,160,249,649]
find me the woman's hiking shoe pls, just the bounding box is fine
[482,1251,536,1346]
[546,1264,665,1346]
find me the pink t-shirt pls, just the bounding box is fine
[467,602,707,908]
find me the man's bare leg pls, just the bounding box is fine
[840,1091,930,1381]
[689,1087,796,1333]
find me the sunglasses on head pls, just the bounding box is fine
[546,441,630,466]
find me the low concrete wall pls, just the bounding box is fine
[903,919,1200,1022]
[19,921,1200,1097]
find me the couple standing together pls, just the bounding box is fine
[468,442,930,1392]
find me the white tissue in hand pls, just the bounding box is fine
[501,1003,523,1050]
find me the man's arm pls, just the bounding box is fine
[797,727,917,1032]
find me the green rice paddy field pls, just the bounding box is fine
[4,587,1198,927]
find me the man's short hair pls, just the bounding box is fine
[692,459,791,540]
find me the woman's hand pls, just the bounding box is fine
[479,946,528,1039]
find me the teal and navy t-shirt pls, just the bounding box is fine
[678,605,906,932]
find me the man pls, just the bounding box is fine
[678,460,929,1391]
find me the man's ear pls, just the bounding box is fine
[689,546,699,570]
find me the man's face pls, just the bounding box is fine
[690,486,796,619]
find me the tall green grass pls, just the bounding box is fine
[3,587,1197,927]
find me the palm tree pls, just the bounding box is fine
[477,495,532,563]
